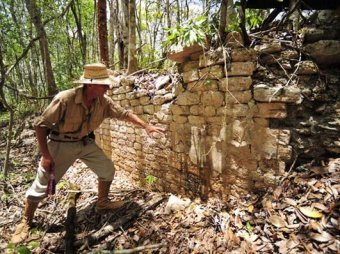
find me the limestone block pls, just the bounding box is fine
[176,91,200,105]
[253,84,301,103]
[206,116,223,124]
[155,75,171,90]
[135,90,148,98]
[254,41,282,54]
[173,115,188,123]
[169,123,191,134]
[224,145,257,174]
[227,62,256,76]
[187,80,218,92]
[121,99,130,108]
[155,111,172,123]
[201,91,224,106]
[155,88,167,95]
[190,105,203,115]
[152,93,174,105]
[190,51,203,61]
[303,40,340,65]
[219,77,252,91]
[277,145,292,161]
[182,60,199,72]
[229,119,252,147]
[226,31,244,48]
[217,104,250,117]
[199,65,224,80]
[253,118,269,127]
[125,127,135,134]
[231,48,257,62]
[199,47,226,67]
[258,160,286,175]
[167,43,206,63]
[116,93,126,100]
[295,60,318,75]
[188,116,205,126]
[140,96,151,105]
[254,103,287,118]
[120,76,135,86]
[281,50,298,60]
[143,105,154,114]
[173,142,187,153]
[278,129,291,146]
[171,105,190,115]
[130,99,140,106]
[133,106,144,114]
[203,106,216,117]
[112,86,125,95]
[259,54,278,65]
[252,128,290,160]
[127,134,136,142]
[183,69,199,83]
[225,90,252,104]
[126,92,137,100]
[172,82,185,96]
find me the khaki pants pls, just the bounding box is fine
[26,138,115,202]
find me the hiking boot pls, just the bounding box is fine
[11,200,38,244]
[95,180,125,214]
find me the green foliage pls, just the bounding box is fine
[246,10,264,29]
[227,3,265,31]
[163,15,210,48]
[0,112,10,123]
[246,221,253,234]
[145,174,157,186]
[6,241,40,254]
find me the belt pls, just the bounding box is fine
[49,131,82,142]
[48,131,95,144]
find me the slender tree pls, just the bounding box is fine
[71,0,87,65]
[219,0,228,43]
[127,0,138,74]
[97,0,109,66]
[25,0,57,97]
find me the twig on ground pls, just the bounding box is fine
[92,243,167,254]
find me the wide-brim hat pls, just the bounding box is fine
[73,63,114,86]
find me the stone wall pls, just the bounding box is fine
[96,41,303,200]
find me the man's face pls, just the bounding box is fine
[86,84,110,97]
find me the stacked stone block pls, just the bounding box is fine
[96,45,301,199]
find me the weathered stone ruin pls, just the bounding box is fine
[96,9,339,200]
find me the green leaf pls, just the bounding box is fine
[28,241,40,249]
[17,245,31,254]
[246,221,253,234]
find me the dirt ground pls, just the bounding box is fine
[0,127,339,254]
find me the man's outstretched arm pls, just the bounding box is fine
[126,112,165,137]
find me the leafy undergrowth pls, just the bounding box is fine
[0,131,339,254]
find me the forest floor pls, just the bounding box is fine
[0,122,339,254]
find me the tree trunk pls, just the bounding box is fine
[127,0,138,74]
[239,0,249,46]
[71,0,86,65]
[25,0,57,97]
[175,0,180,26]
[109,0,115,67]
[97,0,109,66]
[219,0,228,43]
[0,42,14,180]
[120,0,129,69]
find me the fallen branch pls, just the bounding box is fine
[92,243,167,254]
[74,194,166,250]
[65,185,81,254]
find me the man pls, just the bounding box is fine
[11,63,165,243]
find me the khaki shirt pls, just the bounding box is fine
[33,86,129,139]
